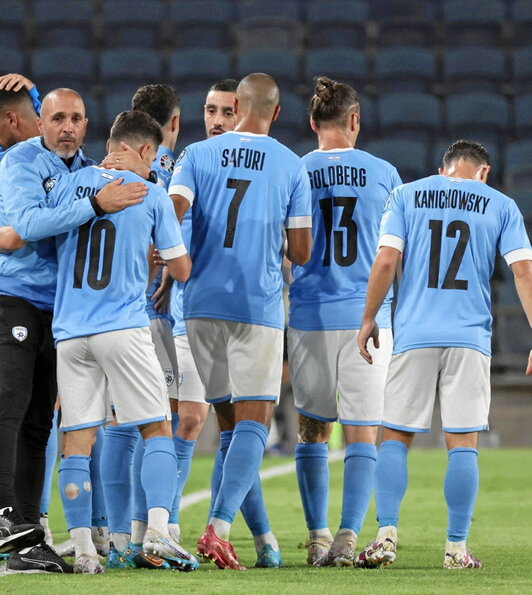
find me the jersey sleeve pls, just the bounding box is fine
[378,186,406,252]
[285,162,312,229]
[0,157,96,242]
[168,147,196,205]
[499,199,532,266]
[390,167,403,192]
[152,187,187,260]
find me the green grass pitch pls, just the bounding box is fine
[1,449,531,593]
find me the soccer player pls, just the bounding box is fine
[47,110,197,574]
[288,76,402,567]
[0,88,146,572]
[356,140,532,569]
[170,73,312,569]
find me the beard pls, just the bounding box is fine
[53,147,77,159]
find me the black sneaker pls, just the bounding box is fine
[7,542,74,574]
[0,508,45,555]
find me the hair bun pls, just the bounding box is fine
[314,76,335,103]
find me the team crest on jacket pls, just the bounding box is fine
[12,326,28,342]
[43,178,56,193]
[164,368,175,387]
[160,154,175,173]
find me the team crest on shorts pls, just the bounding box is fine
[164,368,175,387]
[43,178,56,193]
[12,326,28,342]
[160,154,175,173]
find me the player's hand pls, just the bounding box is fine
[94,178,146,213]
[0,225,26,252]
[357,319,380,365]
[0,73,35,93]
[151,266,173,313]
[152,248,166,266]
[101,141,151,180]
[526,350,532,376]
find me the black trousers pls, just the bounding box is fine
[0,295,56,524]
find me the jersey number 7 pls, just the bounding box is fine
[224,178,251,248]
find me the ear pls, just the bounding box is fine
[233,96,239,115]
[6,110,18,128]
[310,116,319,134]
[37,116,44,135]
[139,143,150,160]
[106,138,110,153]
[479,164,491,183]
[272,104,281,123]
[438,167,444,175]
[171,113,179,133]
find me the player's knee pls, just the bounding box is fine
[177,412,205,438]
[298,415,330,443]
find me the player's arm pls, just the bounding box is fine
[0,73,41,114]
[165,251,191,283]
[168,147,196,224]
[168,192,191,224]
[285,163,313,265]
[509,259,532,375]
[0,225,25,252]
[286,227,312,265]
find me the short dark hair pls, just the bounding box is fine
[131,84,180,127]
[0,87,33,111]
[309,76,359,126]
[443,140,490,168]
[109,110,163,148]
[208,79,239,93]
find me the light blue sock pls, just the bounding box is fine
[142,436,178,512]
[58,455,92,530]
[100,425,138,533]
[132,435,147,522]
[295,442,329,530]
[444,447,479,542]
[171,412,179,435]
[375,440,409,528]
[90,425,108,527]
[169,435,196,524]
[240,476,271,536]
[340,442,377,534]
[39,409,59,513]
[208,431,232,521]
[212,421,269,524]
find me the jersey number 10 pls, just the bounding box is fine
[73,220,116,290]
[319,196,358,267]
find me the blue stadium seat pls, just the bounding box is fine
[374,47,437,93]
[446,92,510,146]
[169,49,231,93]
[31,48,94,95]
[372,1,439,48]
[237,49,300,87]
[514,95,532,139]
[99,49,163,94]
[443,46,506,93]
[169,0,234,49]
[0,48,24,75]
[358,93,376,135]
[103,0,166,48]
[511,0,532,46]
[513,46,532,94]
[504,165,532,215]
[431,140,501,181]
[102,92,133,129]
[504,140,532,179]
[32,0,94,48]
[178,92,208,128]
[293,138,317,158]
[0,0,26,48]
[306,0,368,49]
[271,92,305,146]
[364,139,429,182]
[304,49,367,91]
[378,93,442,142]
[442,0,506,46]
[83,94,104,132]
[82,140,107,164]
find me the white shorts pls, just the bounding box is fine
[174,333,207,404]
[288,327,393,424]
[150,317,179,400]
[58,327,171,431]
[383,347,491,433]
[186,318,283,404]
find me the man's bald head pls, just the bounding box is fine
[236,73,280,119]
[39,88,88,159]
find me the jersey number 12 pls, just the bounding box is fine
[73,220,116,290]
[427,219,470,290]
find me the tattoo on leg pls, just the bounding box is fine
[298,416,330,442]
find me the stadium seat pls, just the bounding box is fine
[504,140,532,180]
[443,46,506,93]
[169,49,231,93]
[372,0,439,48]
[374,46,437,93]
[271,92,305,146]
[237,49,300,87]
[83,94,104,132]
[32,0,94,48]
[505,166,532,215]
[293,138,317,158]
[0,0,26,48]
[102,92,134,129]
[358,93,376,136]
[82,139,107,164]
[378,93,442,142]
[306,0,368,49]
[31,48,94,95]
[430,140,501,182]
[99,49,163,94]
[236,0,303,51]
[446,93,510,146]
[513,46,532,94]
[169,0,234,49]
[514,95,532,139]
[178,92,208,129]
[103,0,166,48]
[0,48,25,75]
[304,49,367,92]
[442,0,506,46]
[511,0,532,46]
[364,139,429,182]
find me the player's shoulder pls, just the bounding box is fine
[1,136,46,167]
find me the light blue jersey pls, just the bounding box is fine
[289,148,402,331]
[380,174,532,355]
[171,210,191,337]
[49,167,186,342]
[169,131,312,330]
[145,144,176,322]
[0,136,95,310]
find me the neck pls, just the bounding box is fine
[161,129,176,152]
[443,162,483,181]
[316,127,356,151]
[234,113,271,136]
